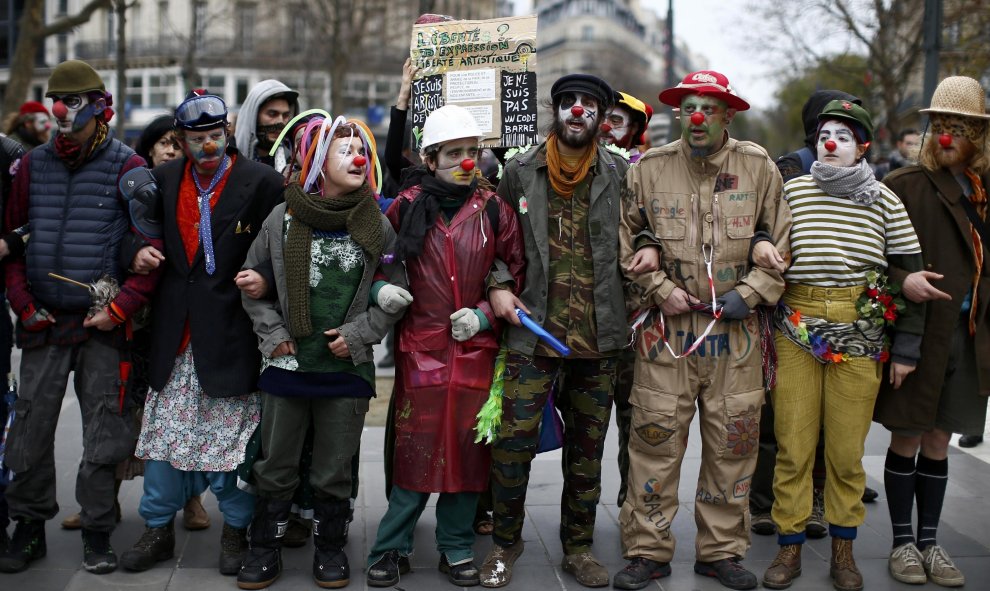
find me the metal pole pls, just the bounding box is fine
[666,0,675,140]
[921,0,942,118]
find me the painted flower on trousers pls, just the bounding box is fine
[726,417,758,456]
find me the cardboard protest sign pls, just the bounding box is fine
[410,15,538,149]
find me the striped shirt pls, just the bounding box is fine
[782,175,921,287]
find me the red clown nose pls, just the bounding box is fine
[690,112,705,126]
[824,139,837,152]
[460,158,475,171]
[600,123,612,133]
[938,134,953,147]
[52,101,68,119]
[570,106,584,117]
[352,155,367,167]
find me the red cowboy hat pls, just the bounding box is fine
[659,70,750,111]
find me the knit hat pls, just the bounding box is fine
[551,74,615,110]
[46,60,105,96]
[19,101,50,116]
[818,99,874,143]
[920,76,990,120]
[659,70,750,111]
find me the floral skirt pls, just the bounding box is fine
[136,346,261,472]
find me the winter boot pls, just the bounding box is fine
[121,521,175,572]
[0,518,46,573]
[237,498,291,590]
[312,498,350,588]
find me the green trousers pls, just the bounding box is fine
[368,485,479,566]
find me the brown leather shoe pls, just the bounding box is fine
[61,512,82,530]
[830,538,863,591]
[561,551,609,587]
[182,495,211,531]
[479,540,524,588]
[763,544,801,589]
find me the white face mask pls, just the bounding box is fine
[817,120,860,167]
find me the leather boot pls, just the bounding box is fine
[237,498,291,590]
[763,544,801,589]
[312,498,350,589]
[830,538,863,591]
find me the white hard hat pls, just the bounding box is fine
[420,104,483,151]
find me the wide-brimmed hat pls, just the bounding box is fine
[659,70,749,111]
[920,76,990,120]
[818,99,874,143]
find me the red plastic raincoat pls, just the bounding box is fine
[386,185,525,492]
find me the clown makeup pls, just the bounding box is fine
[817,120,864,167]
[182,128,227,173]
[555,91,600,148]
[29,113,52,141]
[150,131,181,167]
[680,95,731,157]
[323,136,367,197]
[930,113,988,144]
[50,93,96,135]
[601,106,633,148]
[428,137,481,185]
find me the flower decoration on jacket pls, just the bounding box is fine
[602,142,631,160]
[857,269,904,328]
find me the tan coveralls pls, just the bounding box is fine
[617,137,790,562]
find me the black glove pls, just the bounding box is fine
[715,289,751,320]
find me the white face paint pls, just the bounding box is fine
[817,120,860,167]
[52,94,92,134]
[323,136,367,196]
[557,91,599,146]
[429,137,481,185]
[602,106,632,146]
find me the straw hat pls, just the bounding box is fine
[920,76,990,120]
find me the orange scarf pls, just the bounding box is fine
[964,169,987,336]
[545,133,595,199]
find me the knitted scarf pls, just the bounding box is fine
[964,169,987,336]
[53,121,108,170]
[810,159,881,204]
[284,181,384,337]
[395,175,477,261]
[545,133,596,198]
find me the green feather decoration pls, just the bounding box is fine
[474,347,508,444]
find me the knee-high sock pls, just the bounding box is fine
[884,448,916,549]
[915,454,948,551]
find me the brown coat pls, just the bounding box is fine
[874,165,990,431]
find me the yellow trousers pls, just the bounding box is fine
[771,284,881,537]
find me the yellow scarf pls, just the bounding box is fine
[545,133,595,199]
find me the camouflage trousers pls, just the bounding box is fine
[490,352,616,554]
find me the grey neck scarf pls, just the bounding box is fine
[810,159,882,205]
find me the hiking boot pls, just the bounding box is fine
[283,514,312,548]
[694,557,757,590]
[367,549,408,587]
[312,499,350,588]
[921,545,965,587]
[219,523,249,576]
[612,557,671,590]
[561,551,608,587]
[762,544,801,589]
[237,499,291,590]
[830,538,863,591]
[81,529,118,574]
[479,540,524,588]
[183,495,211,530]
[861,486,879,503]
[806,489,827,539]
[121,522,175,571]
[0,518,46,573]
[440,553,481,586]
[750,510,776,535]
[888,543,926,584]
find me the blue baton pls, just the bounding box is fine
[516,308,571,356]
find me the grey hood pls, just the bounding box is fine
[234,79,299,169]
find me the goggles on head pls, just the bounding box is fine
[175,94,228,130]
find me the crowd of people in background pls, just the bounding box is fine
[0,13,988,591]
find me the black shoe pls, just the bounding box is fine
[0,518,46,573]
[81,529,118,574]
[439,553,480,586]
[219,523,249,576]
[237,499,291,590]
[959,434,984,448]
[121,522,175,572]
[368,549,406,587]
[750,511,776,536]
[694,557,757,590]
[861,486,879,503]
[613,557,671,590]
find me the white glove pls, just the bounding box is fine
[377,284,413,314]
[450,307,481,342]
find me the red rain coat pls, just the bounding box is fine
[387,185,525,493]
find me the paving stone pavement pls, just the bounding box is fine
[2,344,989,590]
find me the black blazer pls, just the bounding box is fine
[148,149,284,397]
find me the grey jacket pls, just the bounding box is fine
[495,142,630,355]
[241,202,408,366]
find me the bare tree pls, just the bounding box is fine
[2,0,113,118]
